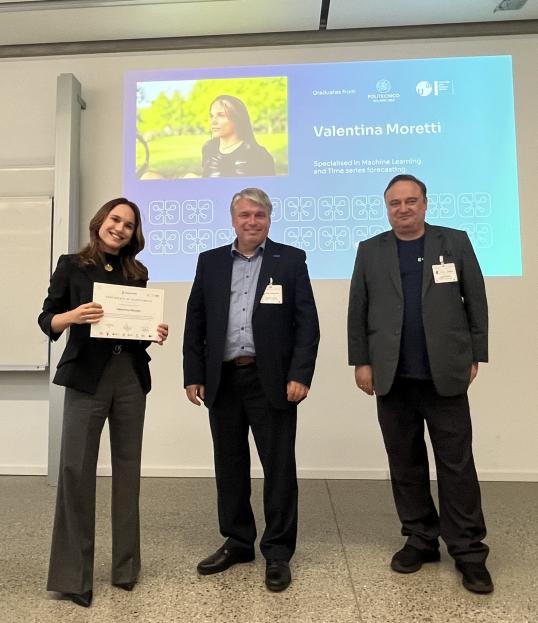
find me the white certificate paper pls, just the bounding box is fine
[90,282,164,341]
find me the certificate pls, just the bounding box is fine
[90,282,164,341]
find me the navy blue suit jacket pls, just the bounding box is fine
[183,238,320,409]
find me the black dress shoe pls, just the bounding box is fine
[113,581,136,591]
[265,560,291,592]
[65,590,93,607]
[197,545,255,575]
[391,544,441,573]
[455,561,494,594]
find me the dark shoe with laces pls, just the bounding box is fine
[65,590,92,607]
[456,561,494,594]
[391,544,440,573]
[265,560,291,592]
[197,545,255,575]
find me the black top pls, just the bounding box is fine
[95,252,125,285]
[202,139,276,178]
[395,236,432,380]
[38,253,152,394]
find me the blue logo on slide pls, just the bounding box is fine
[416,81,433,96]
[369,78,399,102]
[376,79,391,93]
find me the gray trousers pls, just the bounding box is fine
[47,352,146,594]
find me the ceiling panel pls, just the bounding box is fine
[327,0,538,29]
[0,0,322,45]
[0,0,535,49]
[0,0,229,5]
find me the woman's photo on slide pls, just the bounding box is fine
[201,94,275,178]
[136,76,288,180]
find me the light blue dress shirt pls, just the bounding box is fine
[223,240,265,361]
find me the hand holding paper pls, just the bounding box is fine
[90,282,164,341]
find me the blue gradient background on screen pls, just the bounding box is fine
[123,56,521,281]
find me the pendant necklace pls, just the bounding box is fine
[104,263,113,272]
[220,140,242,154]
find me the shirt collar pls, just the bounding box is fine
[231,238,266,259]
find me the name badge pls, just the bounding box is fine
[260,278,283,304]
[432,255,458,283]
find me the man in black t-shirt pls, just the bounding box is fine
[347,174,493,594]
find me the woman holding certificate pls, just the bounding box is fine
[38,198,168,608]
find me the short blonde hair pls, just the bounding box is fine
[230,188,273,216]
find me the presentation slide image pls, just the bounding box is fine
[124,56,521,281]
[135,76,287,180]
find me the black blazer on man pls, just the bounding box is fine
[38,254,152,394]
[183,238,320,409]
[348,224,488,396]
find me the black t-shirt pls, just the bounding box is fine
[396,236,432,380]
[202,139,276,178]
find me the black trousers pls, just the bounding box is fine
[47,352,146,593]
[376,378,488,563]
[208,363,298,562]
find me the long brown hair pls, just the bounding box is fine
[78,197,148,283]
[209,95,257,145]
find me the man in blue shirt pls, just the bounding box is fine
[348,174,493,594]
[183,187,319,591]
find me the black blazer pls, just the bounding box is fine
[183,238,320,410]
[348,224,488,397]
[38,254,152,394]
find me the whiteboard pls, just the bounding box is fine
[0,197,52,370]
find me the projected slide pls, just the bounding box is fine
[123,56,521,281]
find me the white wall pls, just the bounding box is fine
[0,34,536,480]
